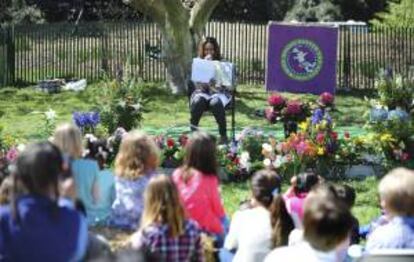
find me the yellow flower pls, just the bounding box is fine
[299,121,308,131]
[317,147,325,156]
[380,133,395,143]
[320,120,327,130]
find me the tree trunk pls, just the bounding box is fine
[161,26,193,95]
[124,0,220,94]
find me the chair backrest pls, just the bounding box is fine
[359,249,414,262]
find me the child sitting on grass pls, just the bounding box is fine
[172,131,228,243]
[0,142,88,261]
[221,170,294,262]
[84,135,115,226]
[53,123,99,219]
[366,167,414,250]
[284,172,320,228]
[130,174,203,261]
[110,130,159,230]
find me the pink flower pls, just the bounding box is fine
[6,147,18,162]
[401,153,410,161]
[319,92,335,106]
[316,133,325,144]
[268,94,286,108]
[330,131,338,141]
[285,100,303,116]
[295,141,308,156]
[265,108,277,123]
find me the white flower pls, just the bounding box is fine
[273,155,285,169]
[84,133,98,143]
[17,144,26,152]
[240,151,251,171]
[263,158,271,167]
[44,109,57,121]
[262,143,272,153]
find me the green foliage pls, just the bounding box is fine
[97,62,148,133]
[1,0,44,27]
[285,0,342,22]
[372,0,414,27]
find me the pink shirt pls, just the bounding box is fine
[283,192,308,228]
[172,168,226,234]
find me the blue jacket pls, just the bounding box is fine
[0,194,88,262]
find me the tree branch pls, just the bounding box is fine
[189,0,220,31]
[123,0,166,22]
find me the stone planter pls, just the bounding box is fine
[344,164,382,179]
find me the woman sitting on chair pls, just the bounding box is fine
[190,37,232,144]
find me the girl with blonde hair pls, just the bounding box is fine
[53,123,99,221]
[130,175,203,261]
[110,130,159,229]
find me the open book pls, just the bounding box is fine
[191,58,235,106]
[191,58,235,87]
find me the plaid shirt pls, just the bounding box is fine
[133,219,204,262]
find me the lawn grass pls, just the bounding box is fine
[0,83,380,228]
[0,82,372,139]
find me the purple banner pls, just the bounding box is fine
[266,23,338,95]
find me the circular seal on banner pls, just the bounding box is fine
[281,39,323,81]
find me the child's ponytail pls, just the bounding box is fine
[269,193,294,248]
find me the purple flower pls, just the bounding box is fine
[88,112,100,127]
[312,109,324,125]
[73,112,86,128]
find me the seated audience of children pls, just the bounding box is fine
[0,142,88,261]
[2,126,414,261]
[110,130,159,230]
[366,167,414,250]
[172,131,228,243]
[265,184,354,262]
[130,174,203,261]
[220,169,294,262]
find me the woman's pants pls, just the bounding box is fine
[190,95,227,138]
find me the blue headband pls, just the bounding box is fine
[272,188,279,197]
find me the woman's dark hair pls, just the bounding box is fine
[294,172,320,195]
[198,36,222,60]
[251,170,294,248]
[183,131,218,178]
[12,142,63,222]
[85,137,111,170]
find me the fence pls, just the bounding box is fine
[0,22,413,88]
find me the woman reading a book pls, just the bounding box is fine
[190,37,232,144]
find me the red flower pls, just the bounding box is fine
[233,157,240,165]
[285,100,302,116]
[344,131,350,139]
[316,133,325,144]
[319,92,335,106]
[330,131,338,141]
[167,138,175,148]
[268,94,286,108]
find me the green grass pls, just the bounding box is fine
[0,83,372,139]
[0,83,380,223]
